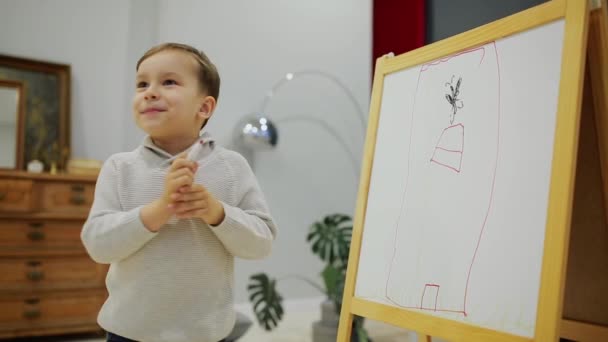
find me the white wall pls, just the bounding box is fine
[0,0,134,162]
[156,0,372,303]
[0,0,372,305]
[121,0,160,150]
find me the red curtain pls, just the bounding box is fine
[372,0,426,69]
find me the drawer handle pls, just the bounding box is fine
[27,230,46,241]
[0,191,5,201]
[29,222,44,228]
[70,194,86,205]
[24,298,40,305]
[23,308,41,319]
[71,184,85,192]
[26,260,42,267]
[27,270,45,281]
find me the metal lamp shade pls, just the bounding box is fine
[236,114,278,150]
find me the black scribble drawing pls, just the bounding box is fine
[445,75,464,124]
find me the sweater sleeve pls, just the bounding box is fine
[210,151,277,259]
[81,156,157,264]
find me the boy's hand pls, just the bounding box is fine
[168,183,226,226]
[162,152,198,206]
[140,152,198,233]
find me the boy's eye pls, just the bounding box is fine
[136,81,148,88]
[163,79,177,86]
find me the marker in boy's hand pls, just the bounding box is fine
[164,151,198,202]
[167,148,225,226]
[139,151,197,232]
[169,182,225,225]
[186,139,204,161]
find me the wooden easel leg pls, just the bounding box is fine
[588,0,608,213]
[560,2,608,341]
[416,333,432,342]
[337,311,354,342]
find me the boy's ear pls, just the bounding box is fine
[198,96,216,120]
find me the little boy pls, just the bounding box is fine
[81,43,277,342]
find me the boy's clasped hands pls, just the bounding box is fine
[162,151,225,226]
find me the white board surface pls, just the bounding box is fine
[354,19,565,338]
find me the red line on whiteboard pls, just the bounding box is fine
[383,295,466,315]
[462,41,501,314]
[384,67,422,299]
[420,46,486,72]
[434,147,463,153]
[430,123,465,173]
[429,159,461,173]
[421,284,440,311]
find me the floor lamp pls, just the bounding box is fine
[234,69,367,175]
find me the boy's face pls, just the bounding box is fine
[133,50,214,140]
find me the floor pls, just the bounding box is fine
[3,297,426,342]
[7,321,416,342]
[231,297,421,342]
[234,314,418,341]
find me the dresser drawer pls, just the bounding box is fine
[0,179,33,212]
[0,220,84,249]
[0,290,105,330]
[0,256,106,291]
[40,182,94,214]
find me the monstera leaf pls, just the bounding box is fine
[246,214,368,338]
[247,273,284,331]
[307,213,353,267]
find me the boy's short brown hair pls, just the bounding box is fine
[136,43,220,129]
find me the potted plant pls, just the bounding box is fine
[247,213,371,341]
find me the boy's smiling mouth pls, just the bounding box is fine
[141,106,167,114]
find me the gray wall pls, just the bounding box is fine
[427,0,548,43]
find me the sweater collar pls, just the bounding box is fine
[141,131,215,162]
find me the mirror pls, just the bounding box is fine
[0,54,70,172]
[0,80,25,170]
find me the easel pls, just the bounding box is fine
[561,1,608,341]
[337,0,608,341]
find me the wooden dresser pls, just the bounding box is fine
[0,170,107,339]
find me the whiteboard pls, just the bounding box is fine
[354,19,565,338]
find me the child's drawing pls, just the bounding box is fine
[384,42,501,316]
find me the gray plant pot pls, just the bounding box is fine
[312,299,371,342]
[312,299,339,342]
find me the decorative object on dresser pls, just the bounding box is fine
[0,170,106,339]
[66,159,102,176]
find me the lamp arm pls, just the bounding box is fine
[275,115,360,178]
[258,70,367,134]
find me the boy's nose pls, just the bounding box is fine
[144,92,158,100]
[144,87,159,100]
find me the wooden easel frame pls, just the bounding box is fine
[337,0,608,341]
[561,1,608,341]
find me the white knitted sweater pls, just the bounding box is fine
[81,133,277,342]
